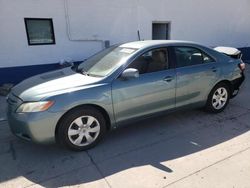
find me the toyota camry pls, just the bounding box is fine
[7,40,245,151]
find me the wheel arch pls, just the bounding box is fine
[206,80,234,101]
[210,80,234,98]
[205,79,232,113]
[55,104,112,138]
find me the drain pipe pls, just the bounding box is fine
[63,0,105,48]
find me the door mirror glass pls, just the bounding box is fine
[121,68,139,80]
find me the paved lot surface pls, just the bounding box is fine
[0,66,249,188]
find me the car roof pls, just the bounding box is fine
[120,40,199,49]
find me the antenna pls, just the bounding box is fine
[137,30,141,41]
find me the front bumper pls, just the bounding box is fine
[7,104,63,144]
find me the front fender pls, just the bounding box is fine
[46,83,116,127]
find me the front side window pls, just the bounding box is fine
[128,48,169,74]
[24,18,55,45]
[174,47,215,68]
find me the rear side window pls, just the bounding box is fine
[174,47,214,68]
[203,53,214,63]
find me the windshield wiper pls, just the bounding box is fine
[82,71,89,76]
[75,66,102,77]
[87,73,103,78]
[72,64,89,76]
[79,67,90,76]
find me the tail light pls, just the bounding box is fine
[239,61,246,72]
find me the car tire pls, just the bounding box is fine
[56,106,107,151]
[205,83,230,113]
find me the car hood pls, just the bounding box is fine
[11,68,103,101]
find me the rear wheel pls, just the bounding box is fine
[56,107,106,151]
[205,83,230,113]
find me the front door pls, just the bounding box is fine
[111,47,176,124]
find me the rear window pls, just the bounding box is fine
[226,53,242,59]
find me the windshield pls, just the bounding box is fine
[78,46,138,77]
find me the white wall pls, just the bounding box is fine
[0,0,103,68]
[137,0,250,47]
[0,0,250,68]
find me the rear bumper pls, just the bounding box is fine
[231,73,245,97]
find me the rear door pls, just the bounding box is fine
[111,47,176,124]
[172,46,219,107]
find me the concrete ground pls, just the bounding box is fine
[0,66,249,188]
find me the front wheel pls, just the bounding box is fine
[205,83,230,113]
[56,107,107,151]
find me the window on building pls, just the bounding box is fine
[174,47,215,68]
[24,18,55,45]
[152,22,170,40]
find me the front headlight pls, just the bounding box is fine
[16,101,54,113]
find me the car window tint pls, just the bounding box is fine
[174,47,203,68]
[128,48,169,74]
[203,53,215,63]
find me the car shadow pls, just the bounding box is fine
[0,105,249,187]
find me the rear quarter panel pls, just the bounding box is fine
[203,46,242,81]
[200,46,242,92]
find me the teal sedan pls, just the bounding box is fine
[7,40,245,151]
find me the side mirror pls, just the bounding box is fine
[121,68,139,80]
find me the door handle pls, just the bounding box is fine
[163,76,173,82]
